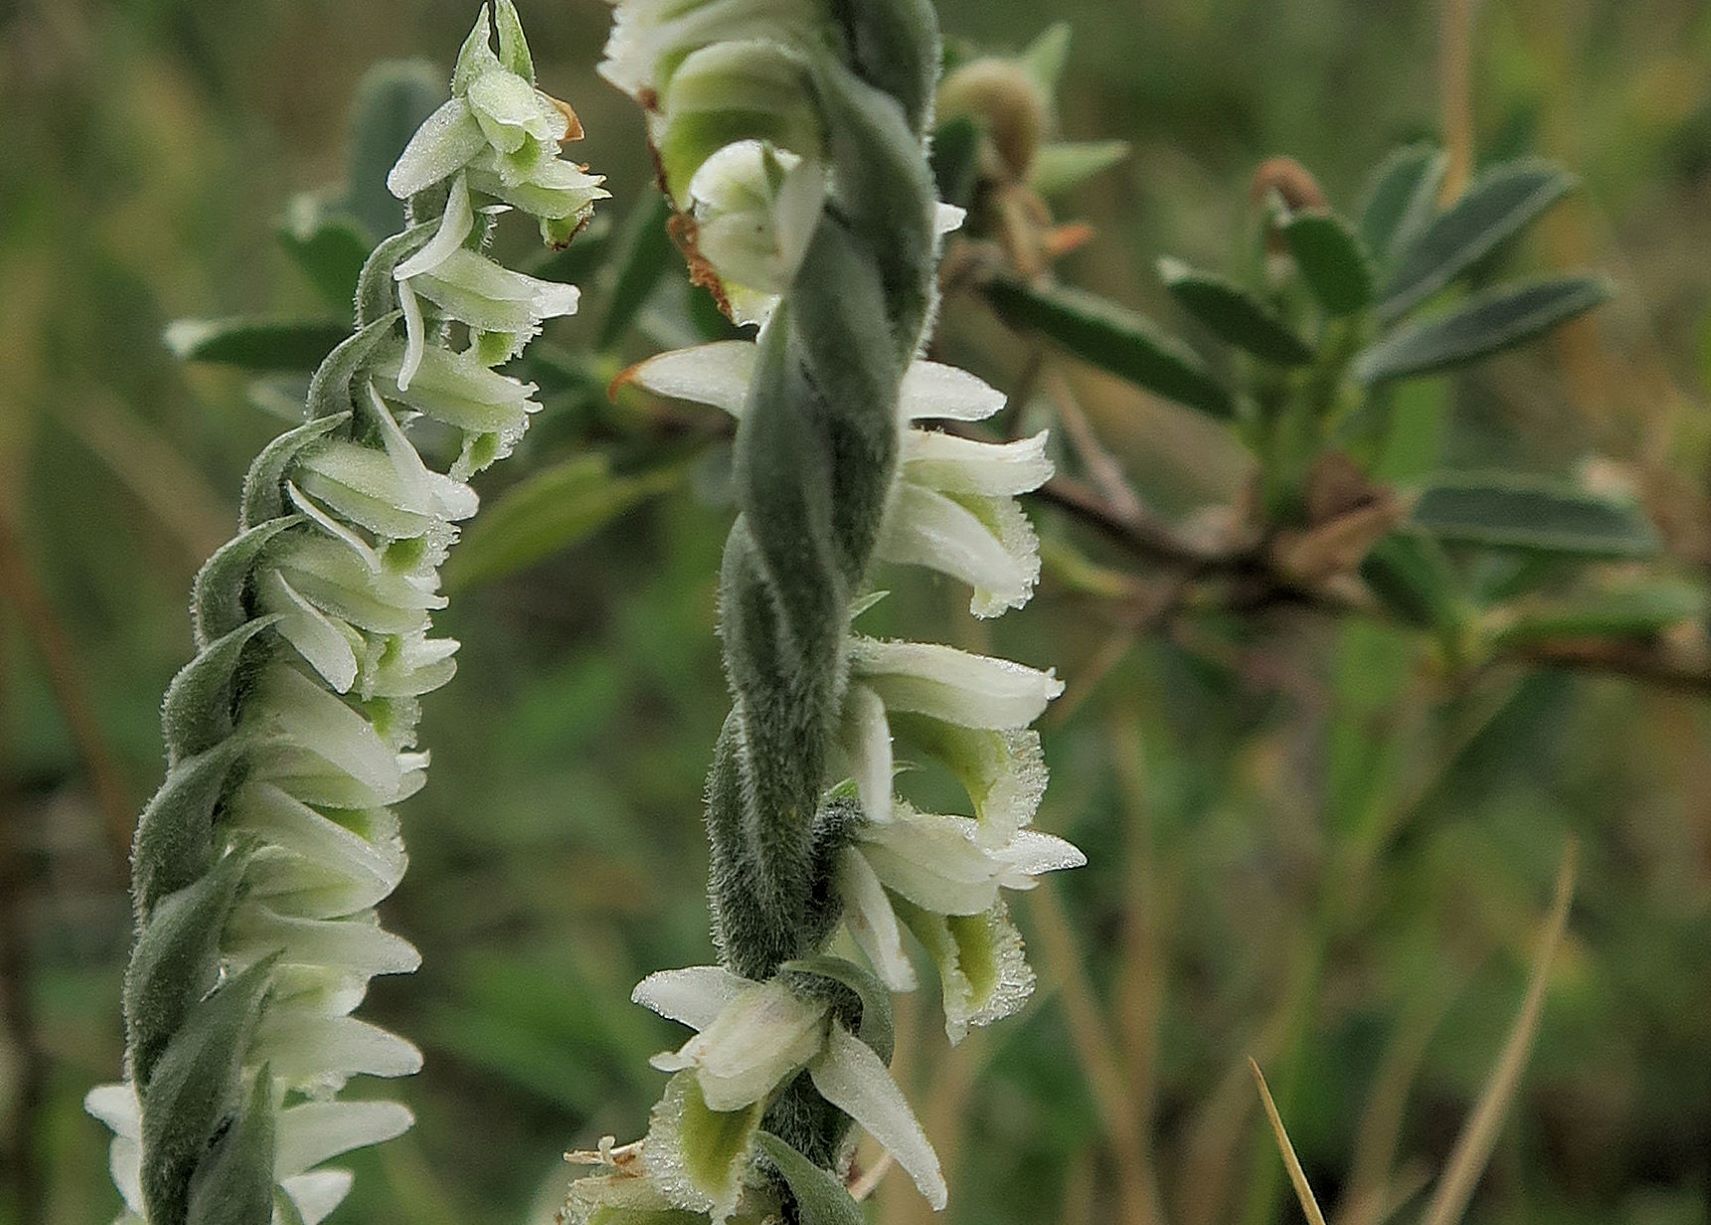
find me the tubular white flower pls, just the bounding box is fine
[89,7,602,1220]
[686,140,826,325]
[630,967,944,1222]
[848,637,1064,729]
[621,340,1052,614]
[839,805,1082,1041]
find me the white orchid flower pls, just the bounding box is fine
[84,1083,413,1225]
[686,140,827,325]
[631,966,946,1221]
[388,4,607,245]
[619,337,1049,613]
[838,804,1083,1040]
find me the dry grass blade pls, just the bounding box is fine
[1248,1058,1329,1225]
[1419,840,1579,1225]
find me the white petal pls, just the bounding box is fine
[897,901,1036,1045]
[620,341,756,416]
[633,965,753,1032]
[994,828,1087,882]
[84,1083,140,1140]
[396,276,426,392]
[839,683,893,826]
[838,847,916,991]
[655,979,827,1112]
[935,202,967,236]
[848,638,1063,730]
[857,810,1004,917]
[888,719,1047,848]
[899,361,1007,422]
[387,97,486,198]
[225,902,421,977]
[227,780,404,912]
[259,568,361,694]
[903,430,1053,497]
[251,664,404,801]
[807,1023,946,1210]
[281,1170,356,1225]
[254,1013,424,1088]
[395,174,476,280]
[284,480,386,571]
[364,382,479,523]
[276,1100,414,1178]
[111,1137,144,1216]
[877,484,1039,618]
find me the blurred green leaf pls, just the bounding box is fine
[930,115,983,211]
[1158,257,1313,365]
[1379,160,1578,320]
[163,317,351,371]
[1354,276,1610,384]
[343,60,447,242]
[1361,533,1466,635]
[983,278,1234,418]
[1488,583,1706,650]
[755,1133,865,1225]
[446,454,688,590]
[421,1004,605,1113]
[1030,140,1129,196]
[1358,143,1445,271]
[600,195,676,351]
[1405,473,1658,557]
[1281,211,1374,315]
[1019,22,1072,94]
[277,201,371,309]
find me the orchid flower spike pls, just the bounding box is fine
[87,7,602,1221]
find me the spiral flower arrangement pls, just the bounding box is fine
[569,0,1084,1220]
[85,7,605,1222]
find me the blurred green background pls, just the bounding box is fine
[4,2,1711,1224]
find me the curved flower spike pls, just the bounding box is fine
[389,3,607,245]
[88,10,602,1220]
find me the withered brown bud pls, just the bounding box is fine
[938,58,1050,183]
[1249,156,1328,214]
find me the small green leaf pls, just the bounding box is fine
[1379,159,1578,320]
[1019,22,1072,94]
[930,115,983,211]
[983,278,1234,418]
[781,954,894,1062]
[1354,276,1610,384]
[1030,140,1129,196]
[1281,211,1374,315]
[1358,144,1446,270]
[1158,258,1313,365]
[1360,533,1466,634]
[445,454,687,590]
[1405,473,1658,557]
[278,200,372,308]
[600,195,676,350]
[1488,582,1706,650]
[344,60,447,243]
[164,318,353,372]
[755,1133,865,1225]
